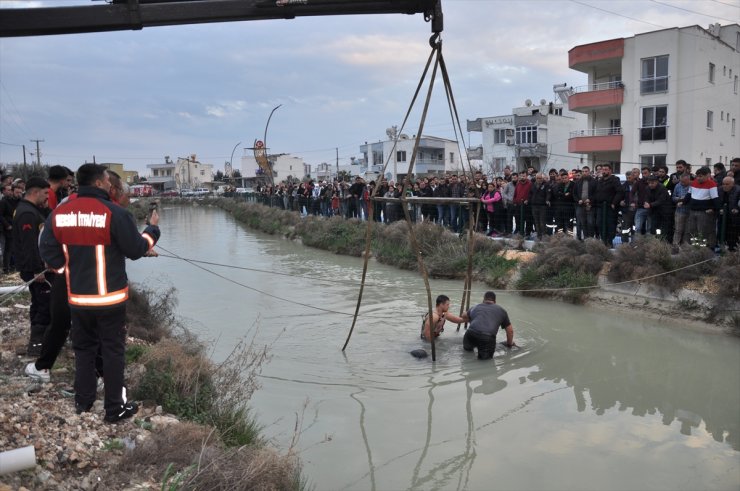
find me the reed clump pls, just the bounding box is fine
[707,250,740,327]
[126,284,178,342]
[119,422,302,491]
[516,236,609,303]
[296,215,369,256]
[608,236,717,292]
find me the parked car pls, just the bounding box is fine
[159,190,180,197]
[235,187,255,195]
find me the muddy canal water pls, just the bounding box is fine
[127,205,740,491]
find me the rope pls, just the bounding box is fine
[154,244,383,319]
[398,40,442,360]
[0,270,50,306]
[155,251,717,295]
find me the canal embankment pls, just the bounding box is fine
[0,273,303,490]
[143,197,739,334]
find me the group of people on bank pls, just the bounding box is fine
[0,164,161,423]
[250,157,740,252]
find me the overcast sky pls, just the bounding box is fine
[0,0,737,175]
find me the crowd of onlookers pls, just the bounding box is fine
[248,157,740,253]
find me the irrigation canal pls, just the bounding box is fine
[127,204,740,491]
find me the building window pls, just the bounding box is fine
[515,126,538,144]
[493,157,506,171]
[397,150,406,162]
[709,62,715,83]
[640,154,666,168]
[733,118,736,137]
[640,106,667,141]
[450,152,455,164]
[493,129,506,144]
[641,55,669,94]
[707,110,714,130]
[554,108,563,116]
[200,170,205,176]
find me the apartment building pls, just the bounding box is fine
[468,88,587,175]
[359,131,460,181]
[568,23,740,173]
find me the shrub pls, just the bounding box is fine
[516,235,606,303]
[132,327,271,448]
[707,250,740,325]
[126,285,179,342]
[608,236,717,291]
[296,215,368,256]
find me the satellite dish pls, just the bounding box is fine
[525,99,532,107]
[385,172,393,180]
[540,99,547,106]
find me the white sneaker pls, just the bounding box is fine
[24,362,50,383]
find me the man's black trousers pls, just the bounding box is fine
[70,304,127,415]
[463,329,497,360]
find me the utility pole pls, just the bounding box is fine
[30,139,43,166]
[22,144,27,165]
[336,147,339,176]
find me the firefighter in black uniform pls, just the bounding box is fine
[13,177,52,356]
[40,164,161,422]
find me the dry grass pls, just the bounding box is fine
[707,250,740,327]
[126,284,178,342]
[516,235,609,303]
[117,422,302,491]
[608,236,717,292]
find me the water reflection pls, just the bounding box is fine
[129,205,740,490]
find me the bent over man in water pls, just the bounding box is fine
[421,294,465,341]
[462,291,515,360]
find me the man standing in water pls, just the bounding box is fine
[421,295,465,341]
[462,291,515,360]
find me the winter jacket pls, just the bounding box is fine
[684,178,720,212]
[12,199,46,275]
[39,186,160,309]
[593,174,623,207]
[481,190,502,213]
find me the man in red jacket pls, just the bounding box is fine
[512,173,533,237]
[39,164,161,422]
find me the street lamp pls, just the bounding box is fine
[229,141,241,179]
[263,104,282,186]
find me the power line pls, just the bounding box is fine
[708,0,740,8]
[650,0,739,22]
[0,81,35,138]
[569,0,664,28]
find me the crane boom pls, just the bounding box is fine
[0,0,442,38]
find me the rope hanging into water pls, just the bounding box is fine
[343,36,444,356]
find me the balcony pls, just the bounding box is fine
[568,128,623,153]
[569,81,624,112]
[516,143,548,159]
[415,158,445,174]
[569,38,624,72]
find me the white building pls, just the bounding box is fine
[359,131,460,181]
[174,155,214,190]
[568,23,740,173]
[146,156,176,191]
[240,151,306,184]
[468,87,587,175]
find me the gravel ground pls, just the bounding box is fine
[0,273,173,491]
